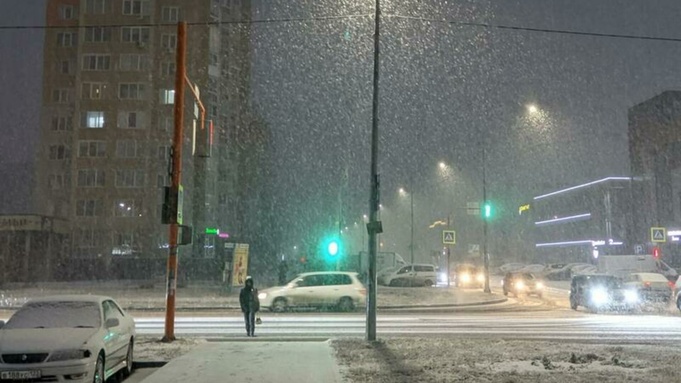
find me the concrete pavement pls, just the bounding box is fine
[139,340,343,383]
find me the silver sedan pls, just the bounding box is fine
[0,295,136,383]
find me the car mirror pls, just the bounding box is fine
[0,320,4,329]
[105,318,120,328]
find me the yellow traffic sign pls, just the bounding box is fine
[443,230,456,245]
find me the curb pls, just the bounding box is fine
[378,297,507,310]
[206,337,331,342]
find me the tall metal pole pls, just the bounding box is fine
[163,21,187,342]
[482,146,491,293]
[366,0,381,342]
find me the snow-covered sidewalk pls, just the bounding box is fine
[331,338,680,382]
[0,281,503,310]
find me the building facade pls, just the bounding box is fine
[527,177,636,264]
[629,90,681,267]
[35,0,269,280]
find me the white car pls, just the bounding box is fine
[0,295,136,383]
[384,264,438,287]
[623,272,673,303]
[258,271,366,312]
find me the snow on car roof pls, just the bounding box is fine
[298,271,359,276]
[25,294,113,304]
[630,272,669,281]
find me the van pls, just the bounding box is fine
[384,264,438,287]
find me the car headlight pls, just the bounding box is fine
[48,349,90,362]
[536,282,544,289]
[438,272,447,282]
[515,281,525,289]
[460,273,471,283]
[258,292,267,300]
[590,288,609,306]
[476,273,485,283]
[624,289,639,303]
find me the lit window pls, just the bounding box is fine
[160,89,175,104]
[84,111,105,128]
[82,83,106,99]
[114,200,137,217]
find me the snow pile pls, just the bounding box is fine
[331,338,679,382]
[135,336,207,362]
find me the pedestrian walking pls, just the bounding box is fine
[239,276,260,337]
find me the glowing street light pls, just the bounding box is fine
[527,103,539,114]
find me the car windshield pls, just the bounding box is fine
[4,301,100,329]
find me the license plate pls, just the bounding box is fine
[1,370,42,380]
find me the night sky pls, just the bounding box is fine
[3,0,681,258]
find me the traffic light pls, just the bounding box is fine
[320,235,343,262]
[653,246,660,259]
[482,201,493,220]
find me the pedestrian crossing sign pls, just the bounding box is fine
[443,230,456,245]
[651,227,666,243]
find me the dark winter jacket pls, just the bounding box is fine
[240,283,260,313]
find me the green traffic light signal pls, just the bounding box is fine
[328,241,339,256]
[482,201,493,219]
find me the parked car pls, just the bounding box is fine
[675,275,681,311]
[569,274,638,311]
[623,272,673,303]
[502,272,544,297]
[452,264,484,288]
[0,295,136,383]
[258,271,366,312]
[384,264,438,287]
[377,266,398,286]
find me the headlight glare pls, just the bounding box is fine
[515,281,525,289]
[590,288,609,306]
[461,273,471,283]
[624,289,639,303]
[476,273,485,283]
[536,282,544,289]
[258,292,267,300]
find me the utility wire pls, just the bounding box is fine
[390,15,681,43]
[0,12,680,43]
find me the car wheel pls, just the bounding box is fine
[424,279,433,287]
[338,297,354,312]
[122,339,134,377]
[272,297,288,312]
[389,279,399,287]
[93,352,105,383]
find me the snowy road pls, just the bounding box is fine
[132,310,681,343]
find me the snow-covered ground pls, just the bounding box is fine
[133,336,680,382]
[331,338,680,382]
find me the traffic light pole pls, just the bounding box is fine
[366,0,381,342]
[482,147,491,293]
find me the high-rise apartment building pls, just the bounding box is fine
[35,0,267,280]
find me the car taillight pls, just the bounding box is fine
[669,281,675,289]
[358,288,367,295]
[644,281,651,288]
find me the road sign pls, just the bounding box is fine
[468,244,480,257]
[634,244,644,255]
[442,230,456,245]
[651,227,666,243]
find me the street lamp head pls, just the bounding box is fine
[439,162,447,170]
[526,104,539,114]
